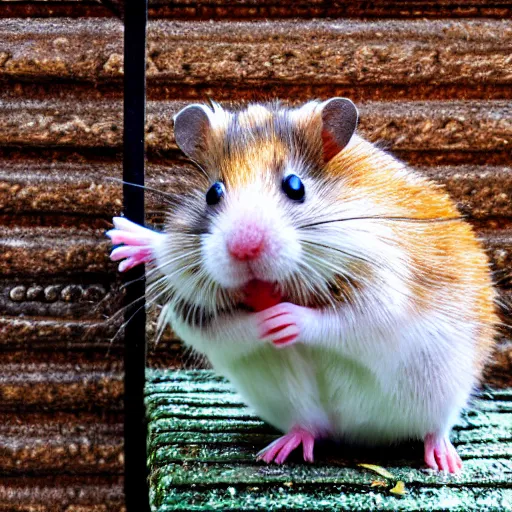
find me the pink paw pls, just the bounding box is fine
[106,217,162,272]
[257,427,315,464]
[257,302,304,347]
[424,433,462,473]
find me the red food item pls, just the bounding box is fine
[242,280,281,312]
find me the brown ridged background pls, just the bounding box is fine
[0,2,511,510]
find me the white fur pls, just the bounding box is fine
[167,289,477,443]
[155,206,477,443]
[152,178,476,443]
[202,183,302,289]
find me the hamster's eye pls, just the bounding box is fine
[282,174,305,202]
[206,181,225,206]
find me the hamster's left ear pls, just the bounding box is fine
[320,97,358,162]
[173,104,214,166]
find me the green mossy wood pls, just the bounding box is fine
[146,370,512,511]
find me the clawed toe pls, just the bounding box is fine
[257,427,315,464]
[424,433,462,473]
[257,303,303,347]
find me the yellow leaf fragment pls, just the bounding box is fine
[389,481,407,496]
[371,479,388,488]
[358,463,394,479]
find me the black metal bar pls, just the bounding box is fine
[123,0,150,510]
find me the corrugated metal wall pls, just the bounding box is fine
[0,2,511,510]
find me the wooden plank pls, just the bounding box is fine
[146,370,512,511]
[0,359,123,411]
[146,20,512,85]
[153,458,512,486]
[2,98,510,152]
[0,226,112,275]
[4,161,509,219]
[147,0,512,20]
[2,19,511,86]
[153,486,512,512]
[0,316,119,347]
[0,413,123,473]
[0,475,125,512]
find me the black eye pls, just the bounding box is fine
[282,174,305,202]
[206,181,225,206]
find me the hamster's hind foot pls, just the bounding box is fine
[424,432,462,473]
[257,426,315,464]
[106,217,163,272]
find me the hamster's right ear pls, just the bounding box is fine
[173,104,214,164]
[320,98,359,162]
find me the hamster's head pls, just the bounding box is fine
[161,98,420,314]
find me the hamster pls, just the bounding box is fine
[107,98,497,473]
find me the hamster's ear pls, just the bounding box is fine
[320,98,358,162]
[173,104,213,164]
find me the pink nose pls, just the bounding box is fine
[227,225,265,261]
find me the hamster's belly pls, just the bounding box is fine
[209,343,427,444]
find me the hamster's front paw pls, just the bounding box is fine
[257,302,308,347]
[106,217,163,272]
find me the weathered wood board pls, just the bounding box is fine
[146,370,512,512]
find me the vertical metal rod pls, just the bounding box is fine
[123,1,150,510]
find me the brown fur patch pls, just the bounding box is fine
[220,138,288,189]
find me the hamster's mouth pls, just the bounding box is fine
[240,279,282,312]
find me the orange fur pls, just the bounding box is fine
[221,138,288,190]
[329,135,497,374]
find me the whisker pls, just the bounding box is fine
[105,177,181,204]
[153,303,172,346]
[298,216,462,230]
[106,273,171,327]
[118,248,202,291]
[104,293,145,325]
[301,239,374,266]
[296,262,337,309]
[303,252,361,296]
[184,158,210,181]
[300,240,418,309]
[111,278,176,345]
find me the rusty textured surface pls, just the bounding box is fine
[0,227,113,275]
[2,98,511,153]
[1,5,511,511]
[0,359,123,411]
[0,316,120,349]
[0,1,115,19]
[0,476,125,512]
[146,20,512,85]
[1,19,512,98]
[0,412,123,473]
[3,0,512,20]
[2,19,512,84]
[146,0,512,19]
[1,160,511,218]
[0,19,124,81]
